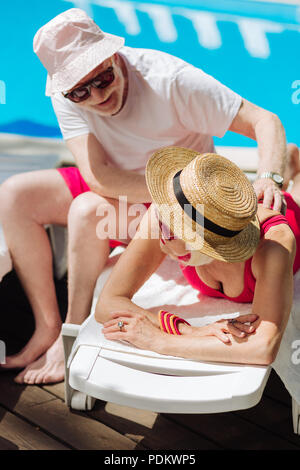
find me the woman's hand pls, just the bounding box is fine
[187,313,259,344]
[102,311,164,350]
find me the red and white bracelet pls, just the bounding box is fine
[158,310,191,335]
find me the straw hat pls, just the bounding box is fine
[33,8,125,96]
[146,146,260,263]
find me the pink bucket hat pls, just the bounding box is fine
[33,8,125,96]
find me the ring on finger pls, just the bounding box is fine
[228,319,236,325]
[118,320,124,331]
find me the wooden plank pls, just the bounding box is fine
[44,372,299,449]
[0,435,18,450]
[44,382,162,429]
[43,371,299,449]
[43,382,157,430]
[91,401,219,450]
[263,369,292,406]
[0,374,137,450]
[43,384,158,431]
[0,406,69,450]
[42,382,65,400]
[43,382,219,449]
[167,407,300,450]
[40,372,300,450]
[102,402,158,430]
[235,396,300,448]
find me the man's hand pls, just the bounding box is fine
[253,177,286,213]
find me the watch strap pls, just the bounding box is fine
[258,172,283,188]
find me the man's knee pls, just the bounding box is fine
[0,174,27,218]
[68,192,111,226]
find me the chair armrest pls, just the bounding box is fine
[292,398,300,435]
[62,323,81,338]
[62,323,81,406]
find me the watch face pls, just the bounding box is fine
[273,174,283,184]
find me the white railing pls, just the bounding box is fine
[63,0,300,59]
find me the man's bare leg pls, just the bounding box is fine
[67,192,113,324]
[15,192,146,384]
[66,192,144,325]
[15,192,110,383]
[0,169,73,369]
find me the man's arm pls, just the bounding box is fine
[229,98,287,211]
[66,132,151,203]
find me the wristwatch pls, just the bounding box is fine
[258,172,284,188]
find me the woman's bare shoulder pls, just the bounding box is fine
[252,222,296,279]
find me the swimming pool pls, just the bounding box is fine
[0,0,299,147]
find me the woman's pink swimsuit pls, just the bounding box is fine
[180,192,300,303]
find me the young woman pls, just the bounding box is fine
[95,146,300,365]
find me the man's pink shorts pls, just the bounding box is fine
[58,166,90,199]
[57,166,150,248]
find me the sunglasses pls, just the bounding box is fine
[63,66,115,103]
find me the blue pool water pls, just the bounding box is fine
[0,0,299,147]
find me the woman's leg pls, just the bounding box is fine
[15,192,147,384]
[0,169,73,369]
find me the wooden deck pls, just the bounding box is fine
[0,369,299,450]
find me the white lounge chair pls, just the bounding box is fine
[62,247,300,434]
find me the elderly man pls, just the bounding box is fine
[0,8,294,384]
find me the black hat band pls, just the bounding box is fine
[172,170,242,238]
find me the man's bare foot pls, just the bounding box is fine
[284,144,300,186]
[14,334,65,384]
[1,322,61,370]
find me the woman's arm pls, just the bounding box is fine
[95,205,166,324]
[103,225,296,365]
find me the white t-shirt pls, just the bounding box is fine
[51,47,242,174]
